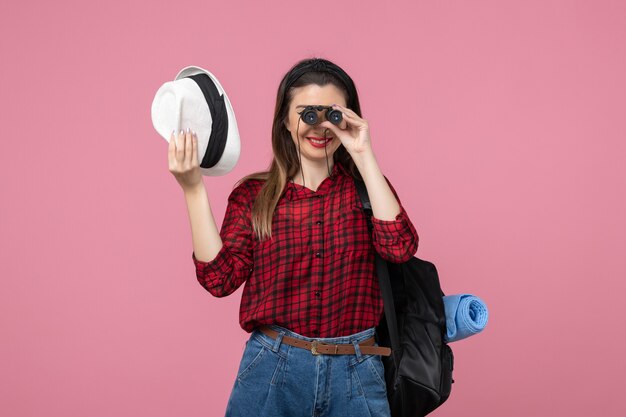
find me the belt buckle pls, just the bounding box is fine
[311,340,320,356]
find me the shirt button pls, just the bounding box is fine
[317,195,322,198]
[314,291,321,297]
[313,329,319,335]
[315,251,321,257]
[316,220,322,225]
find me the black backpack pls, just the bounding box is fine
[354,178,455,417]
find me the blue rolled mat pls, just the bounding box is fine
[442,294,489,343]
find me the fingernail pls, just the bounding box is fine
[179,129,183,136]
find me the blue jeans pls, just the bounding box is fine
[224,324,391,417]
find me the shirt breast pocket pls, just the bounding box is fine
[332,205,369,254]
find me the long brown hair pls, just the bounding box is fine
[235,57,364,242]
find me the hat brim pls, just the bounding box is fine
[172,66,241,176]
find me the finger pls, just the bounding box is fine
[184,128,193,165]
[168,130,177,149]
[191,131,198,166]
[175,129,185,161]
[331,105,364,128]
[338,111,366,128]
[168,130,177,167]
[332,104,360,119]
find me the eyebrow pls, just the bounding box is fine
[295,104,330,109]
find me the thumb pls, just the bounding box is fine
[320,121,339,136]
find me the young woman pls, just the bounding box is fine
[169,57,419,417]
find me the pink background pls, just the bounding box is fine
[1,0,625,416]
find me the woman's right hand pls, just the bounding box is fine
[168,128,203,191]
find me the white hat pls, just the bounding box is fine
[151,65,241,176]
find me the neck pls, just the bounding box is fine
[290,159,335,188]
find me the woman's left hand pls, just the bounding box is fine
[320,104,373,156]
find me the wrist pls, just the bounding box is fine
[182,182,205,196]
[352,150,379,177]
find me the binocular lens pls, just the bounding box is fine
[303,111,317,125]
[328,110,342,124]
[300,107,343,126]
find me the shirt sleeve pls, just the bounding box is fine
[191,182,255,297]
[370,175,419,263]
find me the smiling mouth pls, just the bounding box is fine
[306,137,332,144]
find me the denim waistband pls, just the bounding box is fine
[264,324,376,344]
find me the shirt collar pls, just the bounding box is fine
[285,161,348,201]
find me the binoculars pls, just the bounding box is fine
[298,105,343,126]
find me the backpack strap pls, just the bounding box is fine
[353,178,402,362]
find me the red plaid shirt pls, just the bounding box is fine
[192,161,419,338]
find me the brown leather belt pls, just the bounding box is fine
[259,326,392,356]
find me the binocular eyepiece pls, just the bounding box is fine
[298,105,343,126]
